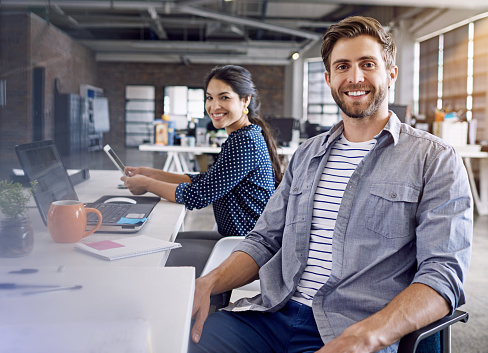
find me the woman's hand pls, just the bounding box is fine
[121,174,151,195]
[125,166,159,179]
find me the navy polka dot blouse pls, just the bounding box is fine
[175,124,275,236]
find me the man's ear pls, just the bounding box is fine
[324,71,332,87]
[388,65,398,88]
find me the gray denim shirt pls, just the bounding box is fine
[228,113,473,352]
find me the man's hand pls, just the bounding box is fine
[189,252,260,344]
[316,283,450,353]
[315,324,377,353]
[191,277,213,343]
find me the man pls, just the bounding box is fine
[189,16,472,353]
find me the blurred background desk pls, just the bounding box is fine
[0,170,187,268]
[457,147,488,216]
[139,144,297,173]
[0,266,194,353]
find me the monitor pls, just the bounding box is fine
[389,105,408,123]
[266,117,297,147]
[15,140,79,224]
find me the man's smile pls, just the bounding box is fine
[345,90,368,97]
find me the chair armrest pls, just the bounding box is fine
[209,290,232,313]
[397,310,468,353]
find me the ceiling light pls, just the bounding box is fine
[292,52,300,60]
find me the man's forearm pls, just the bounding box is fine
[370,283,450,347]
[319,283,450,353]
[203,250,260,295]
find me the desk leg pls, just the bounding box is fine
[464,157,487,216]
[479,158,488,215]
[163,152,175,172]
[179,153,194,173]
[172,153,185,173]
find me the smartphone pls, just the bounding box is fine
[103,144,129,176]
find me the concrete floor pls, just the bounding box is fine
[88,146,488,352]
[452,214,488,352]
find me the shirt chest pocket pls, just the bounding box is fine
[365,183,420,238]
[285,179,308,226]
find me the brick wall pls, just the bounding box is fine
[97,62,285,146]
[0,12,98,179]
[0,14,31,178]
[30,14,98,140]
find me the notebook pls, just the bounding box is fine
[15,140,160,233]
[75,235,181,261]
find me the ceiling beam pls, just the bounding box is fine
[176,5,322,40]
[146,7,168,40]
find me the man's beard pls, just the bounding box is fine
[331,84,388,119]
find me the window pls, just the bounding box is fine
[417,14,488,141]
[125,85,156,147]
[163,86,205,130]
[303,59,340,128]
[473,17,488,141]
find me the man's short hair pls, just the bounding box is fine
[321,16,396,73]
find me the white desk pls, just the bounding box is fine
[0,171,194,353]
[0,265,194,353]
[139,144,297,173]
[457,148,488,216]
[0,170,187,268]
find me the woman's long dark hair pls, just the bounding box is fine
[204,65,282,185]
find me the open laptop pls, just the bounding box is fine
[15,140,160,233]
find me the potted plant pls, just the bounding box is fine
[0,180,37,257]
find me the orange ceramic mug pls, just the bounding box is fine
[47,200,103,243]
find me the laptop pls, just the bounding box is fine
[15,140,160,233]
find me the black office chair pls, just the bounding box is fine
[398,309,468,353]
[204,238,469,353]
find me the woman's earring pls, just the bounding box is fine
[243,107,249,115]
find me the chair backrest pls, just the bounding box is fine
[200,236,260,292]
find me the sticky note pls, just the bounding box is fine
[117,217,147,225]
[84,240,125,251]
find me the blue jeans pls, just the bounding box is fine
[188,300,324,353]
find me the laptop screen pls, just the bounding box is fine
[15,140,79,225]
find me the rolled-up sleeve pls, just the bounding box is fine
[175,174,203,204]
[413,146,473,313]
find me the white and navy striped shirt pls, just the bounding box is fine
[292,135,376,306]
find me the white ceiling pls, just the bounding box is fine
[1,0,488,65]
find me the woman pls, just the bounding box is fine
[122,65,282,276]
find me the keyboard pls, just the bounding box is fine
[85,203,132,224]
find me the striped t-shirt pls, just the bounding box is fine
[292,134,376,306]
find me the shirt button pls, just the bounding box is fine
[391,192,397,199]
[293,187,298,192]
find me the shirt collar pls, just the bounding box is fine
[322,111,402,148]
[375,111,401,146]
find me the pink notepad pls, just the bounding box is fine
[75,235,181,261]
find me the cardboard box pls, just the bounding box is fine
[433,121,468,147]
